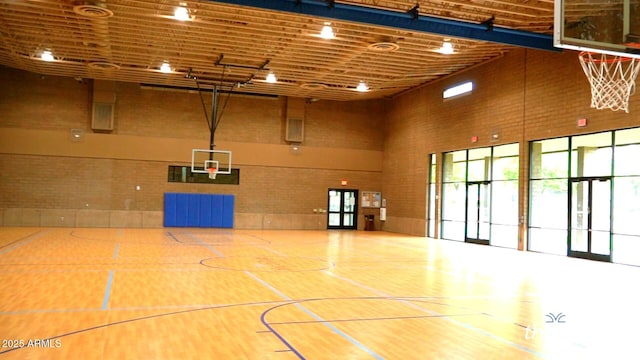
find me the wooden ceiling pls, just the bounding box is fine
[0,0,558,101]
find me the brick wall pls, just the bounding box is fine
[383,48,640,237]
[0,66,383,228]
[4,47,639,233]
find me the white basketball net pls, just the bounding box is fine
[207,168,217,180]
[579,52,640,113]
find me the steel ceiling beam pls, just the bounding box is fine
[209,0,557,52]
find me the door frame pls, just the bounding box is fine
[327,188,359,230]
[465,181,491,245]
[567,176,612,262]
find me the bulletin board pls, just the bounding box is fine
[361,191,382,208]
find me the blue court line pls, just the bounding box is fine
[0,231,45,256]
[102,270,114,310]
[185,232,225,257]
[113,243,120,260]
[0,308,104,315]
[324,271,545,358]
[245,270,384,360]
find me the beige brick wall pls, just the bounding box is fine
[4,47,639,233]
[383,48,640,238]
[0,66,383,229]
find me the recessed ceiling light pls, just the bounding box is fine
[266,73,277,83]
[356,81,369,92]
[438,41,454,55]
[160,62,172,73]
[41,50,54,62]
[174,6,190,21]
[320,24,335,39]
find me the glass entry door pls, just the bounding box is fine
[327,189,358,230]
[569,177,612,262]
[466,181,491,245]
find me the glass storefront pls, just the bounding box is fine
[529,128,640,265]
[441,144,519,248]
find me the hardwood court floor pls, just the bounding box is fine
[1,228,639,359]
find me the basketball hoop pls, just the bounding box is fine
[207,167,217,180]
[578,52,640,113]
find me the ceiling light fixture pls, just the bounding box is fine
[160,62,172,73]
[174,6,190,21]
[356,81,369,92]
[266,72,277,83]
[320,23,335,39]
[41,50,54,62]
[438,41,454,55]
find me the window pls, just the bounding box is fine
[442,150,467,241]
[612,128,640,266]
[168,166,240,185]
[528,127,640,265]
[443,81,473,99]
[529,138,569,255]
[441,144,519,248]
[490,144,519,248]
[427,154,437,237]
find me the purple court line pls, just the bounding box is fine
[258,302,305,359]
[0,231,46,256]
[0,230,41,250]
[166,231,182,243]
[0,300,289,355]
[1,300,273,315]
[324,271,545,358]
[245,271,384,360]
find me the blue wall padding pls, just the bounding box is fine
[211,195,223,227]
[175,194,189,227]
[186,194,200,227]
[164,193,235,228]
[199,195,212,227]
[164,193,177,226]
[222,196,234,228]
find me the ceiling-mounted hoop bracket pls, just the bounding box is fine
[214,54,270,71]
[408,3,419,21]
[185,67,253,88]
[482,16,495,32]
[212,55,272,85]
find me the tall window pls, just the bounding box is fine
[529,127,640,266]
[612,128,640,266]
[529,138,569,255]
[427,154,437,237]
[442,150,467,240]
[441,144,519,248]
[490,144,519,248]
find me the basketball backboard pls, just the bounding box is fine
[191,149,232,175]
[554,0,640,58]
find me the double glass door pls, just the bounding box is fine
[569,177,612,262]
[328,189,358,230]
[466,181,491,245]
